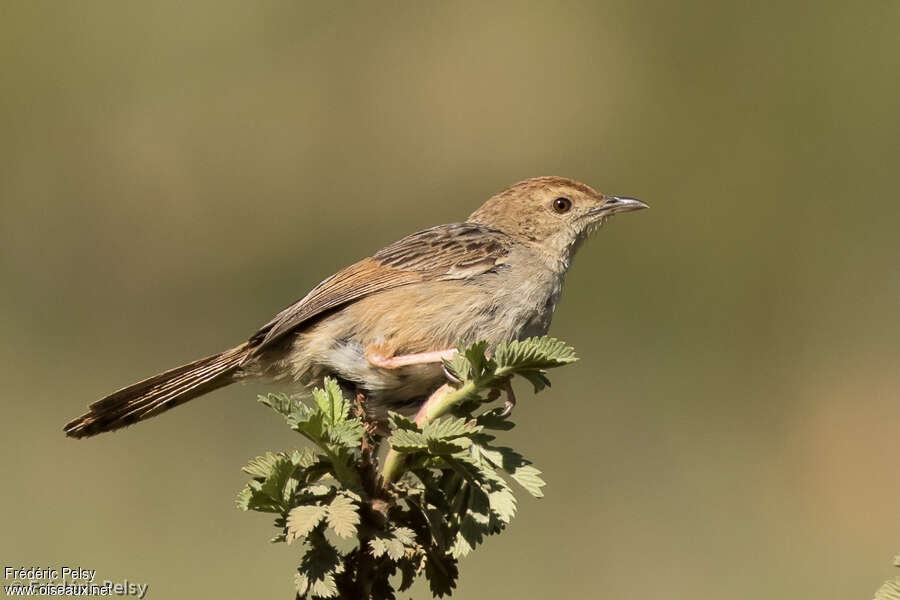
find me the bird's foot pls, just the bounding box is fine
[499,380,517,417]
[366,346,458,369]
[485,381,516,416]
[442,363,462,384]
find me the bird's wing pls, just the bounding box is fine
[248,223,512,353]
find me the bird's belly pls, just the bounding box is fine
[278,276,560,418]
[284,329,446,418]
[310,336,446,415]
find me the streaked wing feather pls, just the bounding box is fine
[249,223,511,352]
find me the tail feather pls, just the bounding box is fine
[64,344,250,438]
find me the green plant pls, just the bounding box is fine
[237,336,577,599]
[874,556,900,600]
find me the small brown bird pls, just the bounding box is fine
[64,176,647,438]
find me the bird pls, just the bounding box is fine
[64,176,647,438]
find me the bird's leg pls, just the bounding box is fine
[499,380,517,417]
[365,346,458,369]
[367,344,516,417]
[485,379,516,416]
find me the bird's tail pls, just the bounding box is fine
[64,343,251,438]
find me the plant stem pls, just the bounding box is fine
[379,381,477,487]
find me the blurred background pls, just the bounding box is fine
[2,1,899,598]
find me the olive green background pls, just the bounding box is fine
[2,2,899,598]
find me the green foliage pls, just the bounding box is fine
[442,336,577,393]
[874,556,900,600]
[238,336,576,598]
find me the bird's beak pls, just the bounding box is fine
[588,196,649,220]
[601,196,649,213]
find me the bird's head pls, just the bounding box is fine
[468,176,648,266]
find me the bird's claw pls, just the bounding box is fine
[442,363,462,384]
[498,381,516,417]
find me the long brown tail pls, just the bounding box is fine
[64,343,251,438]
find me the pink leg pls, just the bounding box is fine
[500,380,517,416]
[366,347,458,369]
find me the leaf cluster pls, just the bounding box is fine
[237,336,576,598]
[874,555,900,600]
[443,336,577,394]
[384,410,545,588]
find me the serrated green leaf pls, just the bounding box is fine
[370,533,403,562]
[339,489,362,502]
[437,462,501,558]
[388,411,420,432]
[509,464,545,498]
[426,437,471,454]
[291,410,327,444]
[407,494,450,549]
[390,428,428,452]
[235,486,253,511]
[446,455,499,491]
[488,483,517,524]
[306,573,338,599]
[297,535,343,599]
[304,484,334,497]
[397,553,422,592]
[392,526,417,546]
[293,379,366,455]
[463,340,492,375]
[447,481,493,557]
[260,456,300,506]
[424,548,458,598]
[328,420,365,448]
[442,351,471,382]
[313,377,351,425]
[369,526,417,563]
[240,455,301,513]
[516,369,553,393]
[449,515,486,558]
[385,537,405,561]
[424,416,480,440]
[369,535,389,558]
[325,446,363,490]
[294,571,309,597]
[874,578,900,600]
[494,336,578,376]
[477,445,546,498]
[242,451,282,478]
[291,447,322,469]
[326,494,360,539]
[447,455,517,523]
[258,392,302,417]
[286,504,327,543]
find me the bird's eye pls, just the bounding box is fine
[552,197,572,213]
